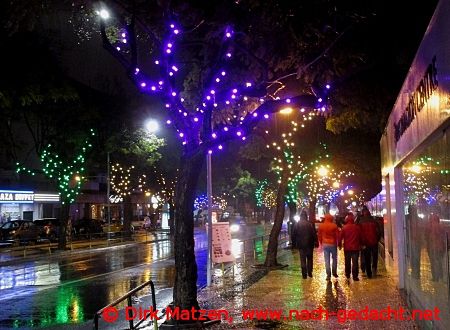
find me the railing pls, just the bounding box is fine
[93,280,158,330]
[236,229,289,263]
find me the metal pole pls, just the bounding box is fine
[107,152,111,242]
[207,152,213,286]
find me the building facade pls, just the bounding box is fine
[379,0,450,328]
[0,189,60,223]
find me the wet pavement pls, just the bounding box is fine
[0,225,271,329]
[197,246,419,329]
[0,225,418,329]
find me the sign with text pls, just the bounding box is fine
[211,222,235,263]
[0,190,34,204]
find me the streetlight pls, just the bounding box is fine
[279,107,293,115]
[318,166,329,177]
[145,119,159,134]
[97,9,110,20]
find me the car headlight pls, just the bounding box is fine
[230,224,240,232]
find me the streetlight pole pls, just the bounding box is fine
[107,151,111,241]
[206,151,213,286]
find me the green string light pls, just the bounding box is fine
[17,129,95,205]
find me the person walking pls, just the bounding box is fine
[339,213,362,281]
[318,213,339,280]
[358,206,381,278]
[292,210,318,279]
[426,212,445,281]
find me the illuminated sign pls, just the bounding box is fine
[394,56,438,143]
[34,193,60,202]
[109,195,123,203]
[0,190,34,204]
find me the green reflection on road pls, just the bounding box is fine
[56,285,85,325]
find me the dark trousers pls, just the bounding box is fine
[363,245,379,277]
[344,251,359,279]
[299,247,314,277]
[360,249,365,272]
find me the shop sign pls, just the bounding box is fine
[0,190,34,203]
[109,195,123,203]
[394,56,438,143]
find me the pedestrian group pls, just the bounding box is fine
[291,206,381,281]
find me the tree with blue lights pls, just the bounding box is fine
[87,2,332,313]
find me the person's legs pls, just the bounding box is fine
[364,247,373,278]
[323,245,331,278]
[344,251,351,278]
[306,247,314,277]
[331,245,338,277]
[299,248,308,279]
[360,249,366,272]
[371,245,379,276]
[351,251,359,280]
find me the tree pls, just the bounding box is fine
[106,128,165,236]
[231,168,257,217]
[6,0,389,318]
[17,130,95,248]
[83,1,334,315]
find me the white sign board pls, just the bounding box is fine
[211,222,235,263]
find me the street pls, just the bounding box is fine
[0,224,268,329]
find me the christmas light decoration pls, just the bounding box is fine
[98,12,331,155]
[110,164,149,197]
[272,150,308,204]
[404,156,446,205]
[16,129,95,204]
[302,143,354,205]
[255,179,267,207]
[194,193,228,210]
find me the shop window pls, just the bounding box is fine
[402,129,450,326]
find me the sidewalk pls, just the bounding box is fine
[197,246,418,329]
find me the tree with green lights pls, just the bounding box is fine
[231,168,258,218]
[264,148,308,264]
[17,129,95,249]
[255,179,278,223]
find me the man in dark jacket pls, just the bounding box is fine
[338,213,361,281]
[292,210,318,279]
[358,206,381,278]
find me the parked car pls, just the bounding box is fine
[131,217,145,231]
[102,220,123,235]
[73,218,104,237]
[33,218,60,241]
[0,220,41,243]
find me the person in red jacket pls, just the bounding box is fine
[358,206,381,278]
[318,213,339,280]
[339,213,362,281]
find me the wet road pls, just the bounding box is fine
[0,224,268,329]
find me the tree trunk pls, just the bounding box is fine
[57,203,70,250]
[336,200,346,215]
[173,151,204,311]
[287,201,297,245]
[288,202,296,222]
[168,197,175,238]
[263,172,288,267]
[123,194,133,238]
[308,198,317,224]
